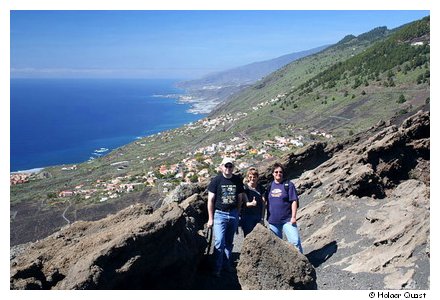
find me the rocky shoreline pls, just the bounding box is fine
[176,83,251,114]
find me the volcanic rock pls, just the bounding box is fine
[293,110,430,289]
[10,194,207,289]
[237,224,317,290]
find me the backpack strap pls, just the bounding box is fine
[284,180,300,208]
[283,180,289,193]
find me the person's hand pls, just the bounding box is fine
[250,197,257,207]
[207,219,213,228]
[290,217,297,225]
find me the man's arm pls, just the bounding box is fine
[207,191,215,228]
[290,200,298,225]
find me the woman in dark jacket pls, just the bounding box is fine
[241,167,265,237]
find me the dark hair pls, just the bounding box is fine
[246,167,259,177]
[272,162,285,174]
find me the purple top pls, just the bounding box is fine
[266,181,299,224]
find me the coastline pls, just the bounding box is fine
[151,92,218,115]
[10,167,45,174]
[177,95,219,114]
[175,82,250,115]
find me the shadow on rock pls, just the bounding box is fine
[306,241,338,268]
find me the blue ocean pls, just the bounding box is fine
[10,78,203,172]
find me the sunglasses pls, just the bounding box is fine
[224,164,234,168]
[274,171,283,174]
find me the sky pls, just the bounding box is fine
[10,10,429,79]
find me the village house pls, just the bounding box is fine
[184,158,199,170]
[184,171,196,183]
[238,162,251,170]
[263,140,276,146]
[111,178,122,184]
[61,165,77,171]
[230,137,240,142]
[249,148,258,155]
[169,164,179,174]
[198,176,210,184]
[203,157,213,165]
[263,153,273,160]
[291,139,304,147]
[175,172,184,179]
[203,144,217,155]
[76,189,98,196]
[411,41,424,46]
[59,190,74,197]
[311,130,333,139]
[146,177,156,186]
[10,173,30,185]
[105,183,119,191]
[198,168,209,176]
[258,148,267,155]
[159,165,169,176]
[120,183,135,193]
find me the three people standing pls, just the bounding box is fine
[207,159,303,277]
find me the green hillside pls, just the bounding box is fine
[212,25,394,115]
[212,17,429,140]
[10,17,430,244]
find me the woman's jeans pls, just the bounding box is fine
[269,222,303,253]
[241,214,261,237]
[213,209,239,272]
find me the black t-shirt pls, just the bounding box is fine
[242,184,265,217]
[208,174,245,211]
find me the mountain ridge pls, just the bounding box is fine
[178,45,329,89]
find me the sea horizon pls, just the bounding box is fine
[10,78,204,172]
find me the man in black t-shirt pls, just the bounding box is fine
[207,157,244,277]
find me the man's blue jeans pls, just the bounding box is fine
[269,222,303,253]
[213,209,239,272]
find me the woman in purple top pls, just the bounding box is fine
[266,162,303,253]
